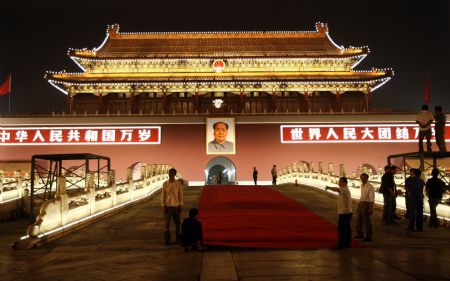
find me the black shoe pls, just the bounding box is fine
[362,238,372,242]
[354,235,364,239]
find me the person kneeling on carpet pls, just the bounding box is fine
[180,208,206,252]
[326,177,353,249]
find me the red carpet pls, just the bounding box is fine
[198,186,360,249]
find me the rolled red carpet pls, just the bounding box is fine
[198,186,359,249]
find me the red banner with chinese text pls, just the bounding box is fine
[281,124,450,143]
[0,126,161,145]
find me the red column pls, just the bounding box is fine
[335,91,341,112]
[67,93,73,114]
[366,90,373,112]
[303,91,309,112]
[194,92,199,113]
[129,92,135,114]
[239,91,244,113]
[162,92,167,113]
[98,93,104,114]
[271,91,276,112]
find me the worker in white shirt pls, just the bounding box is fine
[326,177,353,249]
[354,173,375,242]
[416,104,434,152]
[161,168,184,245]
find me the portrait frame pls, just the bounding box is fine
[206,117,236,155]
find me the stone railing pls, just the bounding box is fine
[12,163,178,249]
[0,171,29,204]
[278,161,450,224]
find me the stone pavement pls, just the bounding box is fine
[1,184,449,281]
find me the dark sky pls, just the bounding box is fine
[0,0,449,114]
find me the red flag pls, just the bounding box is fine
[423,80,431,105]
[0,75,11,96]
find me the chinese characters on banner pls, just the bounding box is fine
[0,126,161,145]
[281,124,450,143]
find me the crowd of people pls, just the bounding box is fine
[160,104,447,251]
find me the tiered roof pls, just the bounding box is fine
[46,23,393,95]
[70,23,367,59]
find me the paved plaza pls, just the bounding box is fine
[1,184,450,281]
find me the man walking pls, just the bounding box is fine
[161,168,184,245]
[271,165,277,186]
[355,173,374,242]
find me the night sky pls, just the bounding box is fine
[0,0,449,114]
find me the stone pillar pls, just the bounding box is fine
[339,164,346,177]
[328,162,334,176]
[127,167,134,200]
[109,170,117,207]
[309,162,315,173]
[56,176,69,225]
[87,172,96,215]
[140,165,146,180]
[377,166,383,176]
[318,162,323,174]
[22,188,30,216]
[14,170,23,197]
[149,164,155,177]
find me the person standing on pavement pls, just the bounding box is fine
[271,165,277,186]
[425,168,446,228]
[326,177,353,249]
[405,168,425,232]
[355,173,375,242]
[380,165,397,225]
[161,168,184,245]
[253,167,258,186]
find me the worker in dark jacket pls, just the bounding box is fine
[180,208,205,251]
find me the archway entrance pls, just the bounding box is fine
[205,157,236,185]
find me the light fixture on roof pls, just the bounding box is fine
[212,98,224,109]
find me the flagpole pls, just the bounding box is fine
[8,75,11,114]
